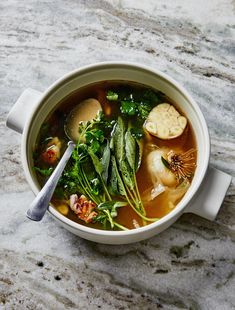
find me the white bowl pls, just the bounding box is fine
[6,62,231,244]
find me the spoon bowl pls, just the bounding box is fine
[65,98,102,142]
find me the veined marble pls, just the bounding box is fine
[0,1,234,309]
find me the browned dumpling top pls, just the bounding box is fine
[144,103,187,139]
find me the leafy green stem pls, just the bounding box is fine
[113,158,140,213]
[113,221,129,231]
[125,186,141,211]
[76,174,91,201]
[79,165,101,204]
[133,173,146,216]
[127,202,159,223]
[100,177,112,201]
[103,210,114,228]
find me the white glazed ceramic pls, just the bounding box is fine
[6,62,232,244]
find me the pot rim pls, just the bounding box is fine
[21,61,210,236]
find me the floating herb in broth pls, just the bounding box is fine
[33,81,197,230]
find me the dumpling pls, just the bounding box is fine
[144,103,187,139]
[147,149,177,187]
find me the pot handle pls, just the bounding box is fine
[184,166,232,220]
[6,88,43,134]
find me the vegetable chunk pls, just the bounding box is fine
[70,194,97,223]
[144,103,187,139]
[41,137,62,165]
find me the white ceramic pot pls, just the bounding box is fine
[6,62,231,244]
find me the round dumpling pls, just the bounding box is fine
[147,149,177,187]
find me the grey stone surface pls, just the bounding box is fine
[0,1,234,309]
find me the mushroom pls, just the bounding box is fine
[144,103,187,139]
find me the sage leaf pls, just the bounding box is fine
[120,159,134,190]
[101,141,111,184]
[88,148,103,175]
[125,129,136,171]
[109,155,118,194]
[112,117,125,164]
[111,155,126,195]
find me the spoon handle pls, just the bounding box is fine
[26,141,76,221]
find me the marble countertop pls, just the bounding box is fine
[0,1,234,309]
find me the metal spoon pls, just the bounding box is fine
[26,141,75,221]
[26,98,102,221]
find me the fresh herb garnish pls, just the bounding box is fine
[34,166,54,176]
[106,91,118,101]
[120,100,137,116]
[106,88,163,120]
[93,201,128,230]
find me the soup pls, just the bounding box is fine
[33,81,197,230]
